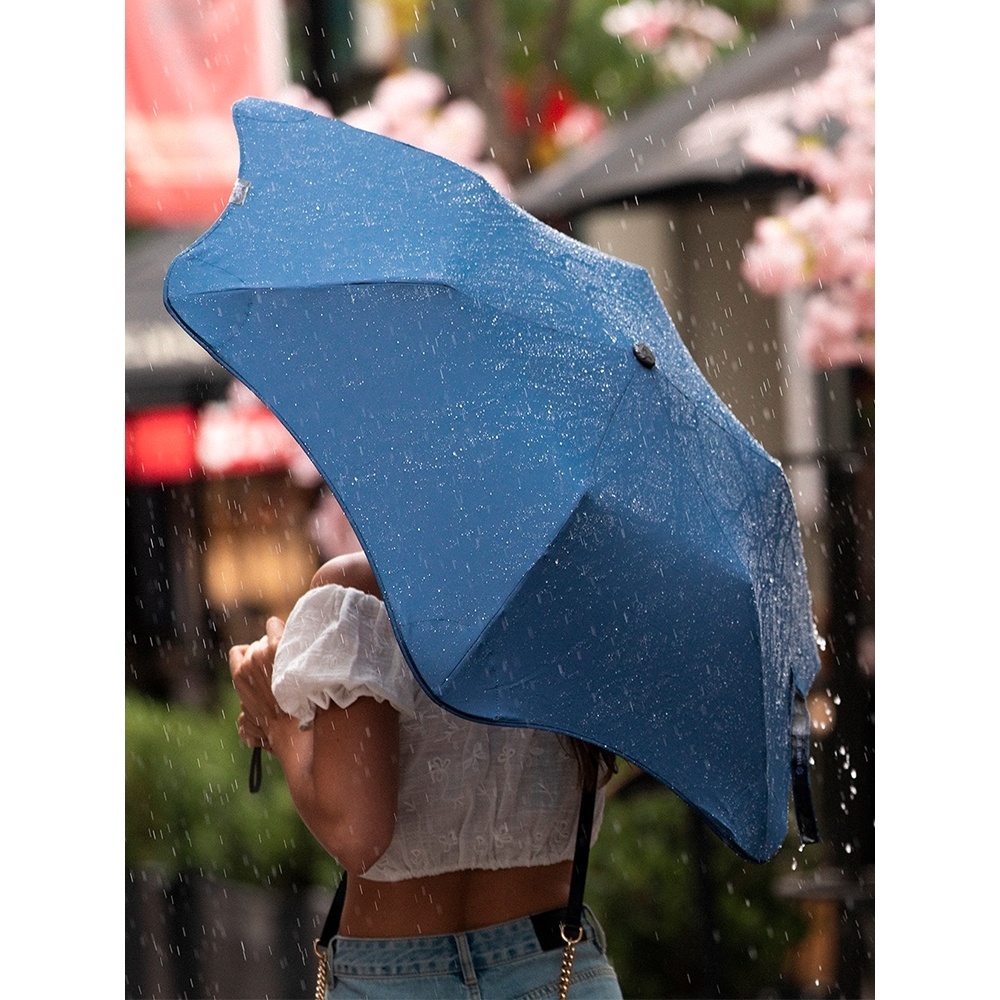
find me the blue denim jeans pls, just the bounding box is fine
[325,906,623,999]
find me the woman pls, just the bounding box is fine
[230,550,623,999]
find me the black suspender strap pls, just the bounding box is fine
[313,872,347,999]
[563,784,597,937]
[555,784,597,1000]
[317,872,347,952]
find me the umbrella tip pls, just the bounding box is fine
[632,342,657,368]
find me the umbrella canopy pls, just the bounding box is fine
[164,98,821,862]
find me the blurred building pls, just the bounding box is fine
[126,225,328,704]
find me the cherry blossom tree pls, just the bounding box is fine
[338,68,515,197]
[281,70,514,197]
[601,0,742,84]
[739,20,875,371]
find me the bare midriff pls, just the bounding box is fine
[339,859,575,937]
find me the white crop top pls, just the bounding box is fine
[271,584,604,882]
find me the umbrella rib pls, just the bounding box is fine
[434,365,643,698]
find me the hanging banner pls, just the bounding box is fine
[125,0,288,227]
[195,397,316,478]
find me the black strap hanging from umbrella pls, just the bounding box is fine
[249,746,263,794]
[791,688,820,845]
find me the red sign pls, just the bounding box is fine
[195,400,313,477]
[125,406,200,484]
[125,400,318,484]
[125,0,287,227]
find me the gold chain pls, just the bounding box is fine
[557,923,584,1000]
[313,939,328,1000]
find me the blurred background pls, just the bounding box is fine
[125,1,874,996]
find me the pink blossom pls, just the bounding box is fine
[792,26,874,132]
[371,68,448,125]
[655,37,719,82]
[818,132,874,199]
[826,196,873,240]
[741,217,811,295]
[800,291,874,370]
[553,103,605,150]
[602,1,678,49]
[683,5,740,46]
[337,68,512,194]
[422,99,488,163]
[784,195,872,283]
[276,83,334,118]
[792,140,842,191]
[741,122,801,173]
[339,103,392,136]
[603,1,739,80]
[467,161,514,199]
[740,8,875,371]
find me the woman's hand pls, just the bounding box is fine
[227,563,400,875]
[230,616,287,751]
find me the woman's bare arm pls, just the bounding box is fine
[263,689,399,874]
[230,555,399,874]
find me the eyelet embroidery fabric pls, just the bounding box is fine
[271,584,604,882]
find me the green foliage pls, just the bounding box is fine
[588,784,807,998]
[125,690,340,889]
[423,1,784,121]
[505,0,660,115]
[502,0,785,116]
[711,0,785,33]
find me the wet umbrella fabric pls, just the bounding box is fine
[164,98,821,863]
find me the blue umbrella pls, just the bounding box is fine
[165,98,820,863]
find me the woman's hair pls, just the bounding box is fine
[560,736,617,791]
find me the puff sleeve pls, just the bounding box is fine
[271,584,418,727]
